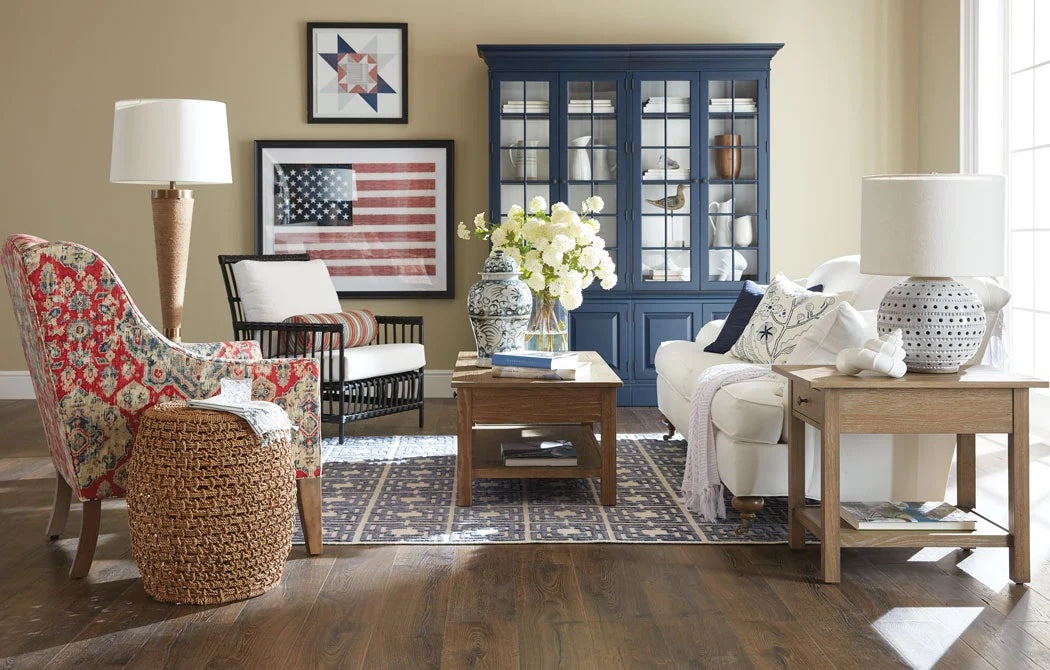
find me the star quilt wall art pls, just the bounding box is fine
[307,23,408,123]
[255,140,454,298]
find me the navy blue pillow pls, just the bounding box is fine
[704,281,823,354]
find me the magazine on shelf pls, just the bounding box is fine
[501,439,578,466]
[491,351,580,369]
[491,362,590,380]
[839,501,978,531]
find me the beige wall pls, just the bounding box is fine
[0,0,957,372]
[918,0,962,172]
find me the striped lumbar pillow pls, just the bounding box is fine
[281,310,378,353]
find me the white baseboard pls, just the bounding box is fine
[0,371,34,399]
[0,369,454,401]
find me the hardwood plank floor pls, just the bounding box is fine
[1,398,1049,669]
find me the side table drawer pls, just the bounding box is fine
[792,382,824,424]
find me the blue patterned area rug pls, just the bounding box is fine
[292,434,794,544]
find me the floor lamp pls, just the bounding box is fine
[110,99,232,342]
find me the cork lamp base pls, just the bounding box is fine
[150,188,193,343]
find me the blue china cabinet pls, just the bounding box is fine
[477,44,782,404]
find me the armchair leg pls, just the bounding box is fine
[418,404,424,429]
[660,413,676,441]
[47,473,73,540]
[338,423,345,445]
[297,478,324,556]
[732,496,765,535]
[69,499,101,579]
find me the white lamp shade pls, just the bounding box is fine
[110,99,232,185]
[860,174,1005,277]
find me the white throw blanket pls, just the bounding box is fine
[681,363,779,521]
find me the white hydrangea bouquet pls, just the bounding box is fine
[458,195,617,350]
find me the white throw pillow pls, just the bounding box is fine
[232,259,342,322]
[729,274,843,364]
[785,303,876,365]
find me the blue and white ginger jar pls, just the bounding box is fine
[467,251,532,367]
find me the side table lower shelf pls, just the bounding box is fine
[795,506,1011,549]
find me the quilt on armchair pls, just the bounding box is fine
[1,234,324,577]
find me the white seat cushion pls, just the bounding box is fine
[711,379,786,445]
[233,259,342,322]
[321,342,425,382]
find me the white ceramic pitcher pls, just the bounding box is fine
[507,140,540,179]
[569,136,592,180]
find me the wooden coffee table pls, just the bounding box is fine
[451,351,623,506]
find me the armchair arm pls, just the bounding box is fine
[178,340,261,361]
[374,315,424,345]
[232,320,341,359]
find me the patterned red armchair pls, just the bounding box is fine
[2,235,323,578]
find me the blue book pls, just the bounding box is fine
[491,351,579,369]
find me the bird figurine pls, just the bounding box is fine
[646,183,687,211]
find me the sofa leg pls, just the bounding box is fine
[69,499,101,579]
[732,496,765,535]
[297,478,324,556]
[47,473,73,540]
[660,413,676,441]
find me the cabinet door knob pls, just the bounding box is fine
[796,396,809,405]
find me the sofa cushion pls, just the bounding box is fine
[704,280,824,355]
[654,341,734,398]
[321,342,425,382]
[711,379,787,445]
[730,274,843,363]
[232,259,341,323]
[786,302,875,365]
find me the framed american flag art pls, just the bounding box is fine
[255,140,454,298]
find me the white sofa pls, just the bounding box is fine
[654,255,1010,519]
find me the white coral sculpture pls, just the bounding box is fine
[835,329,907,378]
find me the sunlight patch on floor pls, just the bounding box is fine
[872,607,983,670]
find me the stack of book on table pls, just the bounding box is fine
[568,98,614,114]
[643,96,690,113]
[501,439,578,466]
[839,501,978,531]
[709,97,757,113]
[502,100,549,114]
[490,351,589,380]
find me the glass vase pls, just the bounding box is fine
[525,293,569,352]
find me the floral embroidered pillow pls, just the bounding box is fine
[729,273,843,364]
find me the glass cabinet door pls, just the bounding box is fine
[495,78,556,220]
[633,75,700,291]
[701,73,767,290]
[563,77,625,291]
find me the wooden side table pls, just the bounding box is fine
[451,351,623,506]
[774,365,1047,585]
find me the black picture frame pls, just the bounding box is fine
[255,140,454,299]
[306,22,408,124]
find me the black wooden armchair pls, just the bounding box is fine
[218,253,424,442]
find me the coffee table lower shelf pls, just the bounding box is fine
[469,425,602,479]
[795,506,1011,549]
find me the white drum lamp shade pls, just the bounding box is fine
[110,99,232,184]
[110,99,232,342]
[860,174,1006,373]
[861,174,1005,277]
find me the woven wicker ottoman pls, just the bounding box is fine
[127,401,295,604]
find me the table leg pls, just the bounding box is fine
[788,390,806,550]
[600,390,617,506]
[1009,389,1031,584]
[456,389,473,506]
[820,391,841,584]
[956,433,976,511]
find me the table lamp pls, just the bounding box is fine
[861,174,1005,373]
[110,99,232,342]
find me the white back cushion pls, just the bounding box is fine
[785,303,876,365]
[232,259,342,322]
